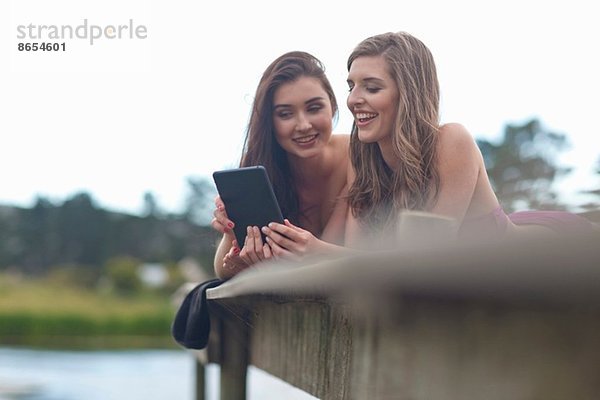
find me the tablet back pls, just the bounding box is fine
[212,166,285,245]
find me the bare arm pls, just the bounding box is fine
[211,196,244,279]
[261,179,351,257]
[261,219,347,259]
[428,123,480,223]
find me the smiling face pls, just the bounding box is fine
[347,56,399,146]
[272,76,334,159]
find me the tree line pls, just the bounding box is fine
[477,118,599,212]
[0,191,220,276]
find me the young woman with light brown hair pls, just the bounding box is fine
[343,31,594,244]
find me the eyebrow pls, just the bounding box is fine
[347,77,386,84]
[273,96,325,109]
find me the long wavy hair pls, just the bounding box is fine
[240,51,338,225]
[347,32,441,229]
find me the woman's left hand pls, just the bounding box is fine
[222,247,248,273]
[261,219,324,259]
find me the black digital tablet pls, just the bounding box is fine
[212,165,285,245]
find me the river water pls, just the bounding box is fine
[0,347,316,400]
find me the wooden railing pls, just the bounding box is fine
[194,220,600,400]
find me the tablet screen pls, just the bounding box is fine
[212,166,285,245]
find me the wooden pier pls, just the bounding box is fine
[194,224,600,399]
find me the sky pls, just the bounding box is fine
[1,0,599,215]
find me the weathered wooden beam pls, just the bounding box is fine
[250,296,353,399]
[349,296,600,399]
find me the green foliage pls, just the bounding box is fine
[0,191,220,277]
[142,191,162,218]
[46,264,100,289]
[578,157,600,211]
[588,157,600,200]
[477,118,571,212]
[105,256,142,295]
[0,312,173,337]
[162,261,187,294]
[0,273,176,348]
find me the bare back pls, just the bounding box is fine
[428,123,500,222]
[426,124,547,237]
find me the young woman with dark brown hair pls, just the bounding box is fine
[211,51,349,279]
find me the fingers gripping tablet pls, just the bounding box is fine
[212,166,285,245]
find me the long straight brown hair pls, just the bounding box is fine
[347,32,441,230]
[240,51,338,224]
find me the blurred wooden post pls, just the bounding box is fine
[188,306,249,400]
[195,359,205,400]
[216,304,249,400]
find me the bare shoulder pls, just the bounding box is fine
[330,133,350,149]
[438,123,478,158]
[439,123,475,145]
[329,133,350,164]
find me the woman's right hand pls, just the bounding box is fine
[211,196,235,237]
[239,226,273,265]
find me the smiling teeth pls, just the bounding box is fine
[295,134,317,143]
[356,113,377,120]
